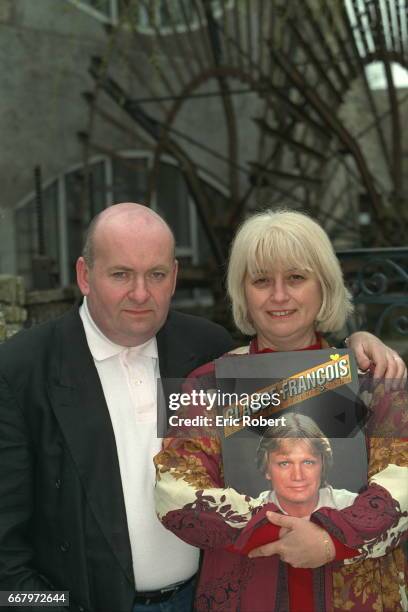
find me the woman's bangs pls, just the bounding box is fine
[247,231,314,277]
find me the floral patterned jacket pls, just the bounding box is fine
[154,345,408,611]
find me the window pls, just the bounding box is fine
[65,162,107,282]
[69,0,232,32]
[126,0,196,32]
[15,198,38,288]
[68,0,116,22]
[156,162,192,257]
[15,181,60,289]
[42,181,60,275]
[112,156,148,203]
[14,153,229,296]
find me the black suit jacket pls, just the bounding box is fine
[0,308,233,612]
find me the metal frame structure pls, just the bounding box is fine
[76,0,408,335]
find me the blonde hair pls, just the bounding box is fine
[256,413,333,487]
[227,209,353,335]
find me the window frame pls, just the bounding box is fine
[67,0,232,34]
[14,151,229,291]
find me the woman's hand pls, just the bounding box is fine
[347,332,406,387]
[248,511,335,568]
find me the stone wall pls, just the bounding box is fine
[0,275,27,340]
[25,286,78,327]
[0,275,80,342]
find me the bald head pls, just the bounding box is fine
[76,202,178,346]
[82,203,175,268]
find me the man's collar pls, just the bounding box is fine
[79,297,158,361]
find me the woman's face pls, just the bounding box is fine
[265,439,322,517]
[244,267,322,350]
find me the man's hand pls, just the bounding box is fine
[248,511,335,568]
[347,332,407,387]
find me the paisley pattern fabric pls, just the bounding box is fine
[154,346,408,611]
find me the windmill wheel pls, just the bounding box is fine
[81,0,408,261]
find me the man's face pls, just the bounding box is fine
[76,221,177,346]
[265,439,322,517]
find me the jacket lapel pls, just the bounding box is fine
[48,309,134,586]
[156,312,202,436]
[156,314,197,380]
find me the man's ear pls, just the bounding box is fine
[171,259,179,296]
[76,257,90,296]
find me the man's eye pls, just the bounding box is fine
[303,460,315,465]
[111,271,128,279]
[278,461,289,468]
[150,271,166,280]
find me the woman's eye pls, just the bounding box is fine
[253,277,268,286]
[289,274,305,281]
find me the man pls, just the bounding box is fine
[257,415,357,518]
[0,203,404,612]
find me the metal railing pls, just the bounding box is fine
[337,248,408,341]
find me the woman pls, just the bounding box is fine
[154,210,408,611]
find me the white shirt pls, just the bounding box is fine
[80,299,199,590]
[263,485,358,517]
